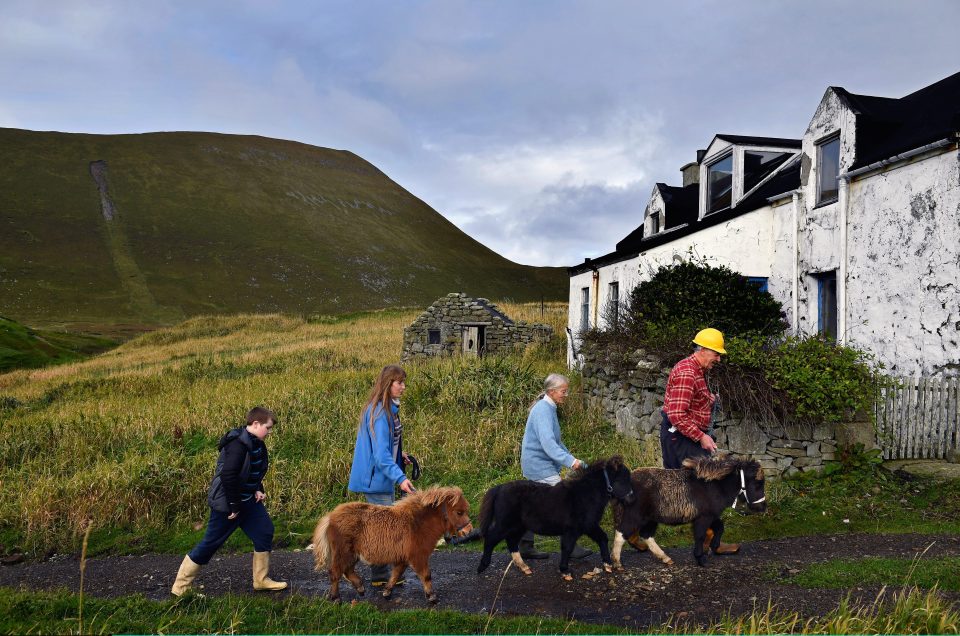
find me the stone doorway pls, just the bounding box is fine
[462,325,486,357]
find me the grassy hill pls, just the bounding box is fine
[0,315,116,372]
[0,128,567,334]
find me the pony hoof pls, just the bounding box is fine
[696,556,708,567]
[356,586,365,596]
[561,573,573,582]
[428,594,438,604]
[382,589,392,599]
[603,563,613,573]
[664,559,674,566]
[613,561,623,570]
[327,593,340,603]
[520,566,532,576]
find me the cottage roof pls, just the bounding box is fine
[573,157,800,275]
[835,70,960,170]
[713,134,802,149]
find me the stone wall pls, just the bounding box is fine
[402,293,553,361]
[581,348,874,478]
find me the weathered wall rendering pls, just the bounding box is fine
[844,152,960,375]
[402,293,552,361]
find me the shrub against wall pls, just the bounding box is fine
[583,259,884,426]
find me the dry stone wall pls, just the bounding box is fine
[580,348,874,479]
[402,293,552,361]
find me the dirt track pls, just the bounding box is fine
[2,533,959,629]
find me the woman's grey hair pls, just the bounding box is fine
[543,373,569,392]
[531,373,570,410]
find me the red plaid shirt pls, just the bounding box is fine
[663,355,715,441]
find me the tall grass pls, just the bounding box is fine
[0,302,651,555]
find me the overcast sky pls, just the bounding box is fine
[2,1,958,266]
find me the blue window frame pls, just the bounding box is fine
[746,276,769,293]
[815,271,837,341]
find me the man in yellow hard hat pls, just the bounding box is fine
[660,327,740,554]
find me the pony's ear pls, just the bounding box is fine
[754,463,765,481]
[609,455,625,471]
[681,458,697,469]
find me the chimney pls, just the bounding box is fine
[680,149,707,187]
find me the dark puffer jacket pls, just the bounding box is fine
[207,428,268,513]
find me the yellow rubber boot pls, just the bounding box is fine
[171,555,202,596]
[252,551,288,591]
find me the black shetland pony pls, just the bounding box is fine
[611,454,767,568]
[477,456,635,580]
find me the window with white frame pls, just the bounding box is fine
[649,212,660,235]
[608,281,619,323]
[817,135,840,204]
[580,287,590,330]
[706,153,733,213]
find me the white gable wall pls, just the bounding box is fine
[794,88,858,338]
[844,150,960,375]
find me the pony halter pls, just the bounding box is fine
[602,467,613,494]
[732,469,765,508]
[602,467,634,500]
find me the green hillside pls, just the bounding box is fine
[0,315,116,372]
[0,128,566,333]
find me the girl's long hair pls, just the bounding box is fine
[361,364,407,437]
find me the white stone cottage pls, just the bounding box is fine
[569,71,960,377]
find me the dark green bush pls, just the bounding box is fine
[583,258,885,425]
[626,259,787,343]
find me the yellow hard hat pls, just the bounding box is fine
[693,328,726,354]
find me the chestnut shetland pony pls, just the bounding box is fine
[312,486,472,603]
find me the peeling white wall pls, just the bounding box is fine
[794,89,858,335]
[567,205,783,365]
[845,150,960,375]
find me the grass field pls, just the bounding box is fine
[0,316,116,373]
[3,302,960,635]
[3,301,960,560]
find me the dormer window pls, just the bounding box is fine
[650,212,660,234]
[743,151,792,193]
[706,154,733,213]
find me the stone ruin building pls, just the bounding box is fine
[401,293,553,361]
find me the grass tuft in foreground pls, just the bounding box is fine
[2,585,957,635]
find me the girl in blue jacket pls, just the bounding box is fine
[347,364,414,584]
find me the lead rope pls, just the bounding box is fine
[602,468,613,494]
[732,469,766,508]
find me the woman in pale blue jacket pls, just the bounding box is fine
[519,373,592,560]
[347,364,414,584]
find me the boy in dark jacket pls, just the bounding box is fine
[171,406,287,595]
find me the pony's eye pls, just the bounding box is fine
[457,511,464,516]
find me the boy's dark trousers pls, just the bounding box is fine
[189,499,274,565]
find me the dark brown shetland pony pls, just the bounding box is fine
[312,486,471,603]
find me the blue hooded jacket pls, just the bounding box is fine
[347,401,405,494]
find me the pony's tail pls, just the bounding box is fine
[478,485,499,537]
[312,513,332,571]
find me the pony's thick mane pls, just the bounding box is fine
[566,455,625,483]
[682,454,762,481]
[394,486,464,511]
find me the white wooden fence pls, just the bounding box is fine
[876,376,960,460]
